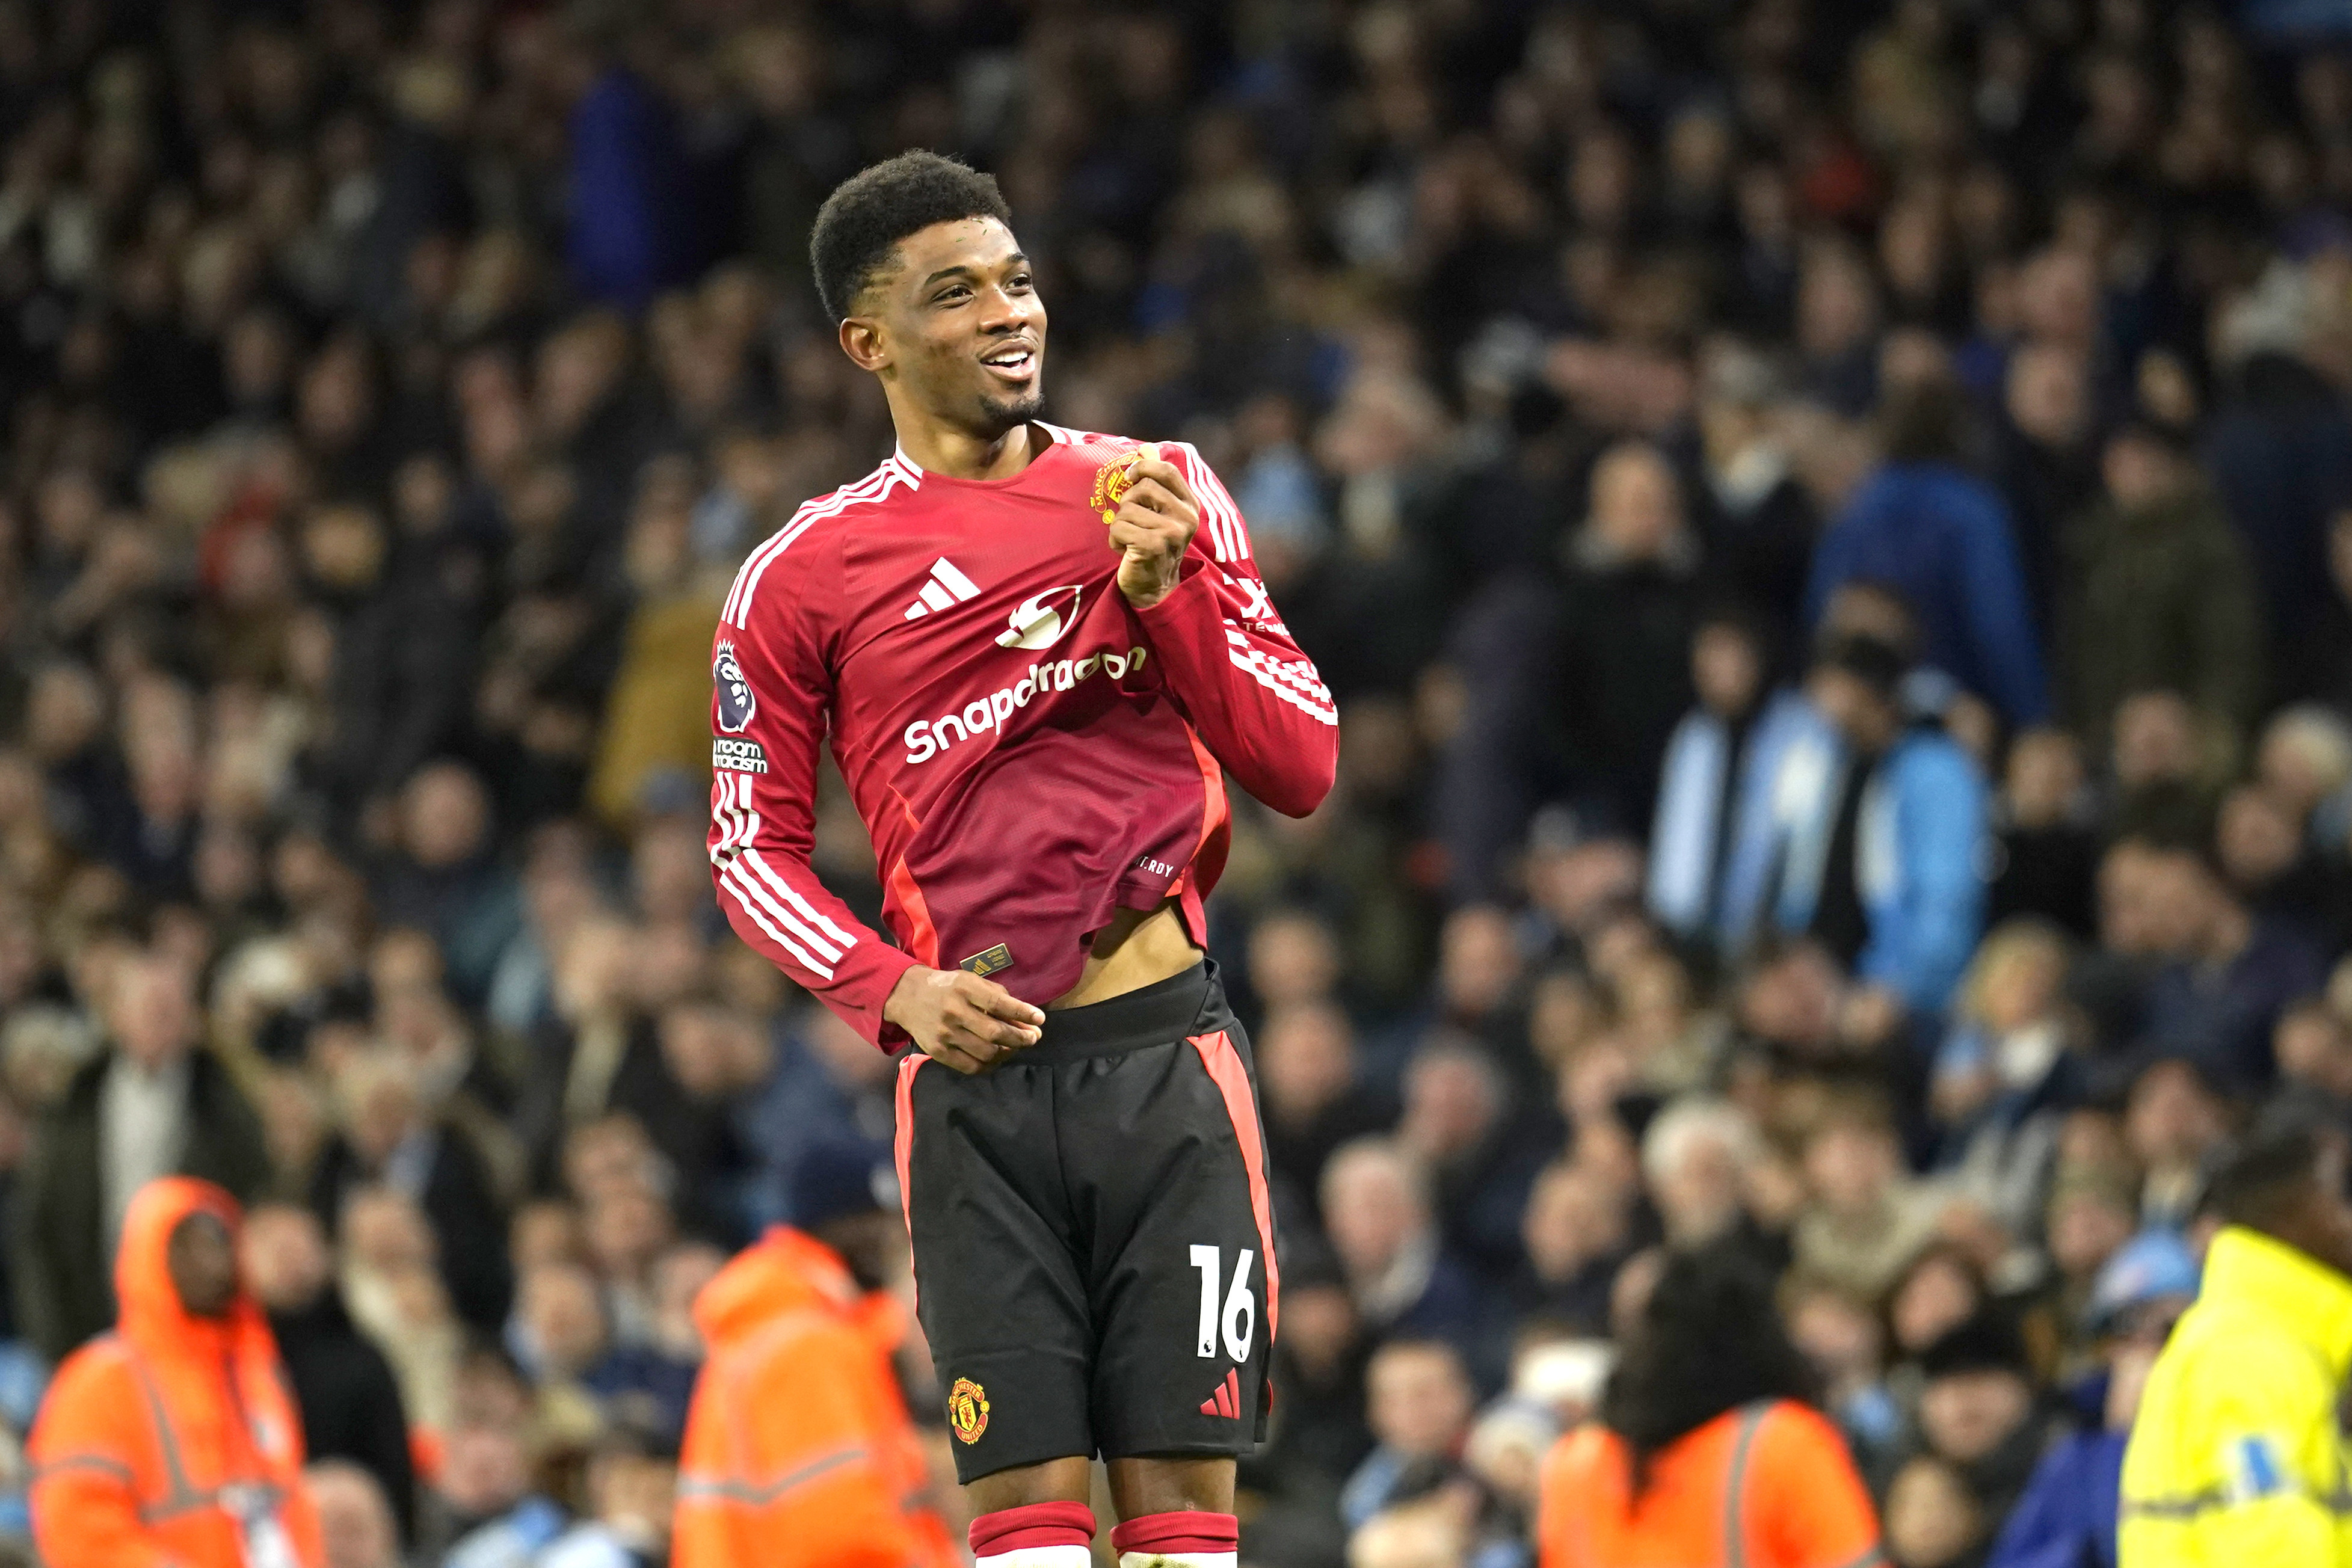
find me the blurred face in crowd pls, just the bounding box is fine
[1804,1121,1899,1217]
[2277,1004,2352,1099]
[2005,342,2090,449]
[1692,621,1764,719]
[168,1211,241,1319]
[1884,1457,1984,1568]
[1585,444,1683,561]
[1257,1001,1357,1127]
[2128,1060,2227,1168]
[108,954,196,1071]
[1400,1047,1501,1164]
[840,216,1045,442]
[2218,784,2303,891]
[399,763,490,870]
[1920,1364,2032,1463]
[1739,944,1843,1051]
[1321,1145,1428,1282]
[2102,429,2184,512]
[436,1422,530,1518]
[2266,1139,2352,1281]
[1438,905,1521,1019]
[2111,691,2199,790]
[308,1463,399,1568]
[1523,1163,1629,1283]
[1367,1342,1473,1459]
[521,1262,609,1379]
[1785,1285,1883,1389]
[1888,1252,1983,1357]
[242,1202,331,1313]
[1247,911,1341,1009]
[2047,1187,2136,1283]
[2004,728,2083,829]
[1651,1128,1748,1246]
[1806,664,1898,752]
[2132,849,2223,959]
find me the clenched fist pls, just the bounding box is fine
[1103,445,1200,609]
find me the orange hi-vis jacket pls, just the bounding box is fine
[673,1227,960,1568]
[29,1177,323,1568]
[1539,1400,1886,1568]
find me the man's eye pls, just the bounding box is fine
[937,287,970,305]
[1009,274,1034,291]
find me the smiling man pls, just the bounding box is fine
[705,152,1338,1566]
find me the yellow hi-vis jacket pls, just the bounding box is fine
[2120,1225,2352,1567]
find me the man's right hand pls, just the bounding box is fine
[884,966,1046,1074]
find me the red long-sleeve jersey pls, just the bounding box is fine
[707,422,1339,1046]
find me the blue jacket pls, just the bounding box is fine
[1806,463,2051,725]
[1770,723,1990,1016]
[1992,1425,2123,1568]
[1648,689,1816,950]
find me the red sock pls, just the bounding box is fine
[1110,1511,1241,1556]
[969,1501,1098,1559]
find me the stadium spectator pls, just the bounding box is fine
[15,952,270,1362]
[242,1202,416,1543]
[307,1460,404,1568]
[1535,1244,1881,1568]
[674,1140,959,1568]
[2122,1127,2352,1566]
[1769,630,1992,1022]
[1323,1139,1485,1357]
[2057,422,2265,752]
[27,1178,323,1568]
[1340,1339,1477,1533]
[1804,381,2049,727]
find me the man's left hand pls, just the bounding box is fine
[1106,446,1199,609]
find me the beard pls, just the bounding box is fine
[973,383,1045,437]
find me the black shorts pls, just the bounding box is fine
[893,962,1277,1484]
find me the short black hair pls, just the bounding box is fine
[2206,1125,2326,1232]
[808,151,1015,324]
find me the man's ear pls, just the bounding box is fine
[840,314,889,374]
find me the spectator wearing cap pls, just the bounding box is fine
[1767,629,1992,1024]
[1904,1313,2056,1530]
[2057,421,2265,754]
[1804,379,2051,728]
[2122,1126,2352,1566]
[1991,1230,2198,1568]
[674,1137,958,1568]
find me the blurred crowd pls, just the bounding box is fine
[7,0,2352,1563]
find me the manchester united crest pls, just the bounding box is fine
[947,1377,990,1445]
[1089,446,1153,523]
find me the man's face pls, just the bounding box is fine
[1920,1367,2031,1462]
[851,217,1046,437]
[168,1211,240,1319]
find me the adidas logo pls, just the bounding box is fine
[1199,1368,1242,1419]
[904,557,981,620]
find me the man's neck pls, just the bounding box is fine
[891,413,1039,480]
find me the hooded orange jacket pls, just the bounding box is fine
[29,1177,324,1568]
[673,1228,959,1568]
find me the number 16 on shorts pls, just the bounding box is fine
[1190,1245,1257,1361]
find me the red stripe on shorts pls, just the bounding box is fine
[1187,1028,1279,1339]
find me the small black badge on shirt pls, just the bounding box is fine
[713,739,768,773]
[959,944,1015,978]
